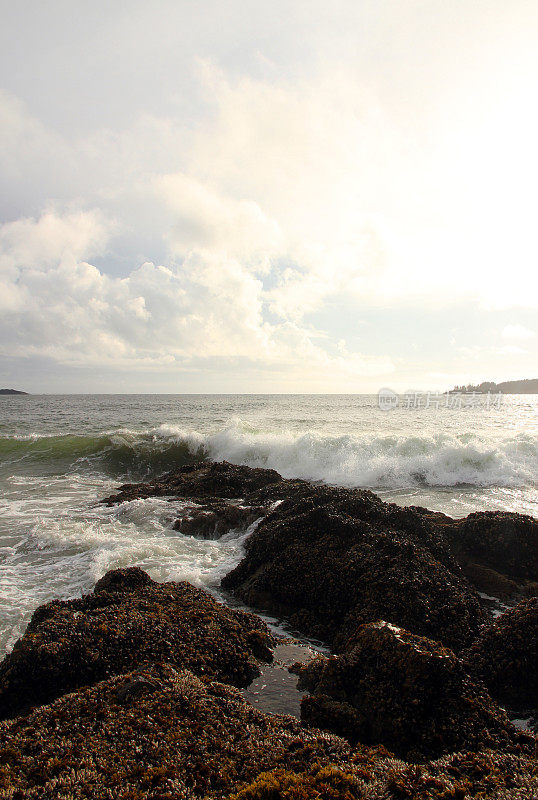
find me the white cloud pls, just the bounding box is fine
[0,210,393,386]
[154,172,282,266]
[502,324,536,340]
[1,2,538,389]
[497,344,526,355]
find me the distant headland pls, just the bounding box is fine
[451,379,538,394]
[0,389,28,395]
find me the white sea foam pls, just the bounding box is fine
[0,483,257,654]
[143,420,537,490]
[1,395,536,658]
[2,416,536,491]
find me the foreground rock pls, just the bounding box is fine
[0,663,536,799]
[231,751,538,800]
[0,664,358,799]
[0,568,273,720]
[222,484,486,652]
[464,598,538,710]
[296,621,533,762]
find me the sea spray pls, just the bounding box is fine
[1,421,535,488]
[1,393,536,657]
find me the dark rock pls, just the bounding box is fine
[463,598,538,710]
[461,563,519,599]
[435,510,538,585]
[0,662,535,799]
[222,484,487,652]
[101,460,283,505]
[522,581,538,598]
[94,565,154,593]
[297,621,533,762]
[0,664,362,799]
[0,569,274,720]
[98,465,535,654]
[173,500,265,538]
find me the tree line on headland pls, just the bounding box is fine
[451,378,538,394]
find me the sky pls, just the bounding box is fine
[0,0,537,393]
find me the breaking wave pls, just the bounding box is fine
[1,420,536,489]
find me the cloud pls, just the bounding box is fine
[502,324,536,340]
[0,209,111,314]
[0,209,393,386]
[497,345,526,355]
[154,172,282,266]
[1,10,538,390]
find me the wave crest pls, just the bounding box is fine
[1,420,536,489]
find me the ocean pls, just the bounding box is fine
[1,392,536,655]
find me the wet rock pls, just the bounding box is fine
[0,664,362,799]
[0,568,274,720]
[0,662,535,799]
[101,460,283,505]
[296,621,533,762]
[173,500,265,538]
[98,465,535,652]
[437,510,538,584]
[223,485,486,652]
[461,563,519,600]
[463,598,538,710]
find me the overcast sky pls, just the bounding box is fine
[1,0,537,392]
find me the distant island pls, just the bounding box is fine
[0,389,28,395]
[451,379,538,394]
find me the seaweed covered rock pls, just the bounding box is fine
[223,486,486,652]
[227,750,538,800]
[438,510,538,586]
[0,663,364,800]
[297,621,532,762]
[463,598,538,709]
[377,749,538,800]
[101,460,283,505]
[173,499,265,538]
[0,663,536,799]
[0,568,273,720]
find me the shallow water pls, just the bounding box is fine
[242,642,320,718]
[0,393,536,655]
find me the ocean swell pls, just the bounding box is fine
[1,421,536,489]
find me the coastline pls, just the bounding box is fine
[0,462,536,798]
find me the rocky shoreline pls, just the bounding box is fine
[0,461,537,798]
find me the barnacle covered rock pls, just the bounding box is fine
[222,484,487,652]
[225,750,538,800]
[101,460,283,505]
[0,663,535,799]
[463,598,538,709]
[421,508,538,587]
[0,567,273,719]
[0,664,366,799]
[296,621,533,762]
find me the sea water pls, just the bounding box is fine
[0,393,536,654]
